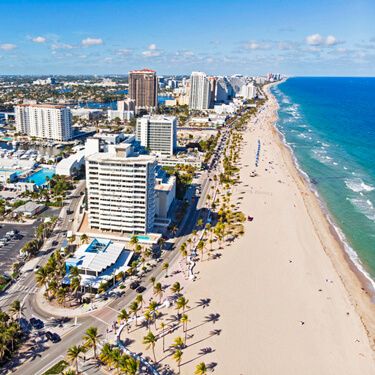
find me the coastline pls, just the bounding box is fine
[266,81,375,347]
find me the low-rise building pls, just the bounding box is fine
[64,238,134,292]
[13,201,46,217]
[55,150,85,177]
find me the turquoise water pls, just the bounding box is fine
[272,78,375,289]
[24,168,55,186]
[136,235,151,241]
[2,137,12,141]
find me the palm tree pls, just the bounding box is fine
[176,296,189,313]
[147,300,159,329]
[162,262,169,278]
[35,266,49,290]
[195,362,208,375]
[120,355,139,375]
[80,234,89,245]
[129,235,139,251]
[118,308,130,331]
[180,314,189,344]
[197,218,204,229]
[173,349,183,374]
[135,293,144,311]
[197,240,205,261]
[83,326,100,359]
[99,343,113,368]
[157,237,166,252]
[153,282,163,302]
[9,300,23,322]
[129,301,140,326]
[62,370,77,375]
[172,336,184,350]
[143,330,157,363]
[160,322,167,352]
[144,310,152,330]
[150,276,156,287]
[67,345,84,374]
[171,281,182,295]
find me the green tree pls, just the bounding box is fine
[195,362,208,375]
[173,349,183,374]
[83,326,100,359]
[143,331,157,363]
[67,345,84,374]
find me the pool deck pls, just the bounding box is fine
[76,213,161,245]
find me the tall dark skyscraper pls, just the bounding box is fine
[128,69,158,113]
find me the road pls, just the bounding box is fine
[10,123,231,375]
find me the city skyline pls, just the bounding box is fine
[0,0,374,76]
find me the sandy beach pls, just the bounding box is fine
[123,83,375,374]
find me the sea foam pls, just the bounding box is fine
[345,178,375,193]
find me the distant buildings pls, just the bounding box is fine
[136,115,177,156]
[86,143,157,234]
[240,82,257,100]
[15,104,73,141]
[189,72,211,110]
[107,99,135,122]
[32,77,56,85]
[129,69,158,113]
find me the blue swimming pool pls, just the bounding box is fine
[136,235,151,241]
[24,168,55,186]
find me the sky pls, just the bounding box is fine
[0,0,375,76]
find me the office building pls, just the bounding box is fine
[86,143,156,234]
[128,69,158,113]
[15,104,72,141]
[189,72,211,110]
[136,115,177,156]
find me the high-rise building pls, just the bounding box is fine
[128,69,158,113]
[86,143,156,234]
[189,72,211,110]
[208,76,217,108]
[15,104,72,141]
[136,115,177,156]
[240,83,257,99]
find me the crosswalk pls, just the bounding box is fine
[0,284,37,306]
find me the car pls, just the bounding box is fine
[30,317,44,330]
[136,286,146,293]
[129,281,140,290]
[51,333,61,343]
[52,240,58,246]
[45,331,54,341]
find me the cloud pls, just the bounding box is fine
[51,43,74,50]
[0,43,16,51]
[117,48,132,56]
[306,33,324,46]
[326,35,338,46]
[142,43,161,57]
[81,37,103,47]
[32,36,46,43]
[306,33,340,47]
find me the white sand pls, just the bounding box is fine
[123,84,375,374]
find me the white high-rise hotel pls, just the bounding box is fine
[136,115,177,156]
[189,72,211,110]
[86,143,156,234]
[15,104,73,141]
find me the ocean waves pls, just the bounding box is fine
[345,178,375,193]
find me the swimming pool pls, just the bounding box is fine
[136,235,151,241]
[24,168,55,186]
[1,137,13,142]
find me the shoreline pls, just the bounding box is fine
[266,81,375,349]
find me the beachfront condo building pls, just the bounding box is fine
[86,143,157,234]
[136,115,177,156]
[240,83,257,100]
[128,69,158,113]
[15,104,73,141]
[189,71,211,110]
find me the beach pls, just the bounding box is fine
[123,83,375,374]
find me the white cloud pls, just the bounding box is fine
[244,41,272,50]
[81,37,103,47]
[117,48,132,56]
[51,43,74,50]
[32,36,46,43]
[306,33,324,46]
[306,33,340,47]
[142,43,161,57]
[326,35,338,46]
[0,43,16,51]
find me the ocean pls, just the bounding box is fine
[271,77,375,290]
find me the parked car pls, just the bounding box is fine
[130,281,140,290]
[136,286,146,293]
[30,317,44,330]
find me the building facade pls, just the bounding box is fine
[86,144,156,234]
[189,72,211,110]
[15,104,72,141]
[128,69,158,113]
[136,115,177,156]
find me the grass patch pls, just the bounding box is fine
[42,360,69,375]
